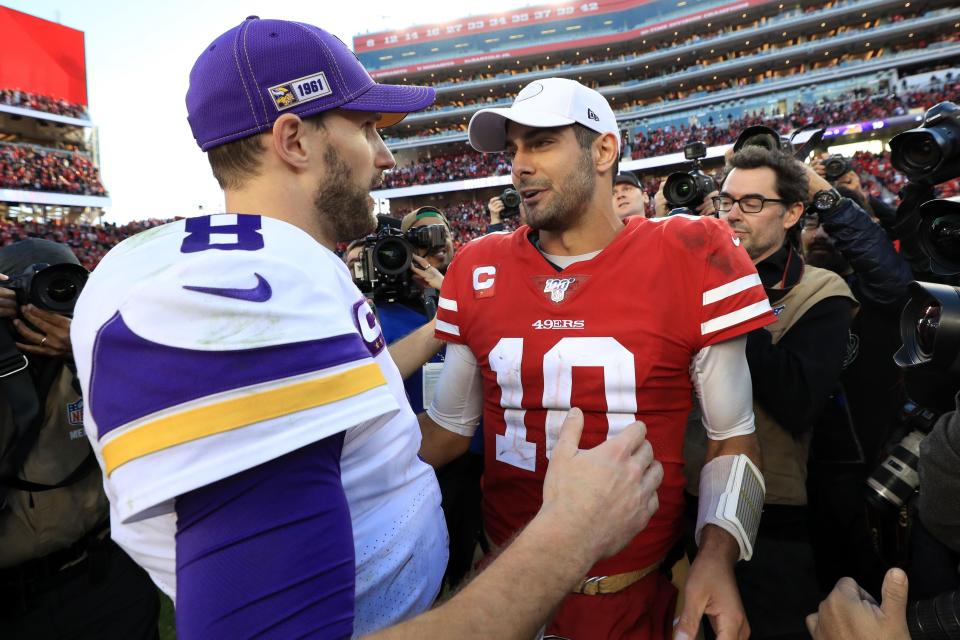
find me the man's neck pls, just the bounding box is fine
[224,182,333,250]
[538,203,623,256]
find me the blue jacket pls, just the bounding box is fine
[820,198,913,306]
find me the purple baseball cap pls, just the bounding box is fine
[186,16,435,151]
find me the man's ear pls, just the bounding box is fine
[595,132,620,175]
[784,201,805,229]
[270,114,312,170]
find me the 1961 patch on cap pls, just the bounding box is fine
[268,72,332,111]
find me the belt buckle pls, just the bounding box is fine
[577,575,609,596]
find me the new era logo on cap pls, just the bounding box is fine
[466,77,620,153]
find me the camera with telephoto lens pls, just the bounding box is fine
[908,590,960,639]
[890,101,960,186]
[351,214,448,303]
[0,262,88,315]
[498,187,522,218]
[822,154,852,182]
[866,398,940,512]
[664,141,718,210]
[872,130,960,638]
[866,281,960,512]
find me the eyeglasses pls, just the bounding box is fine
[712,195,787,215]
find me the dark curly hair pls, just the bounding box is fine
[725,146,809,207]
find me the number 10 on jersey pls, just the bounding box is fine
[488,336,638,472]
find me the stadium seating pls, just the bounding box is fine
[384,82,959,191]
[0,218,165,271]
[0,142,107,196]
[0,89,88,119]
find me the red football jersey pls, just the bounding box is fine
[435,215,774,575]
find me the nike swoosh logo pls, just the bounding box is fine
[183,273,272,302]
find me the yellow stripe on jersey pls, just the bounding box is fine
[102,362,386,476]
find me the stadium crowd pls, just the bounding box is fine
[0,89,88,119]
[624,80,960,159]
[418,4,928,109]
[0,142,107,196]
[384,151,510,188]
[5,5,960,637]
[383,82,958,191]
[412,10,942,117]
[2,149,947,266]
[0,218,165,271]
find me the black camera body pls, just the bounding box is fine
[0,262,88,316]
[351,218,447,304]
[890,101,960,187]
[823,154,852,182]
[875,112,960,637]
[664,141,718,210]
[499,187,522,218]
[732,123,826,160]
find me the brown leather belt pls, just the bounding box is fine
[572,560,662,596]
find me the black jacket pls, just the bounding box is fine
[813,198,911,464]
[747,245,855,438]
[919,395,960,554]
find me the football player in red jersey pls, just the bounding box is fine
[418,78,777,640]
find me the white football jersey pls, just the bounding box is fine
[71,214,447,635]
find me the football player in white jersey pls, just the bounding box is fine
[70,17,664,639]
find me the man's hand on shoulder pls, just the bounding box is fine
[675,525,749,640]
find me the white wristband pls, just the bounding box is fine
[696,454,765,561]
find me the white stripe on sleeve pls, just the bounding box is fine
[438,297,458,312]
[702,274,763,306]
[436,319,461,336]
[700,299,771,336]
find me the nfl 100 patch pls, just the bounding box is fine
[268,72,332,111]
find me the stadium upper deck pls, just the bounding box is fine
[0,7,109,222]
[356,0,748,76]
[358,0,956,142]
[360,0,958,207]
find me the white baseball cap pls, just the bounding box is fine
[468,78,620,153]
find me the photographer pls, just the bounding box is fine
[376,207,451,410]
[685,147,859,639]
[800,179,914,595]
[486,188,524,233]
[368,208,484,591]
[806,102,960,640]
[652,179,718,218]
[0,239,158,639]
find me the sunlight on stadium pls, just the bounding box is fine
[1,1,960,638]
